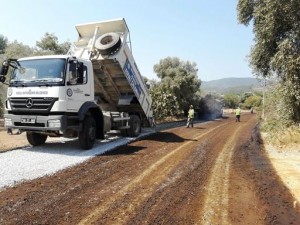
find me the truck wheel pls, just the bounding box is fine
[79,116,96,150]
[95,32,121,55]
[26,132,47,146]
[127,115,141,137]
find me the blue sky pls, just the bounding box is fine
[0,0,254,81]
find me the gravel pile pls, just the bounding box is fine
[0,120,192,191]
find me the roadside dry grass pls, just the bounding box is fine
[262,126,300,147]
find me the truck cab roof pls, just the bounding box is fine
[17,55,70,61]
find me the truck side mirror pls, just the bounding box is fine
[0,75,6,83]
[0,61,9,76]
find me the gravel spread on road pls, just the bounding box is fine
[0,121,189,191]
[0,130,152,190]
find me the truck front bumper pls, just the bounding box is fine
[4,114,69,132]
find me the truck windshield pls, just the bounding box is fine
[10,58,66,86]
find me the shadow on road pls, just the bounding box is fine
[102,145,146,156]
[144,131,197,143]
[232,124,300,224]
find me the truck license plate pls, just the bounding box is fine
[21,118,36,124]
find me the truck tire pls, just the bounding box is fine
[26,132,47,146]
[127,115,141,137]
[95,32,121,55]
[79,116,96,150]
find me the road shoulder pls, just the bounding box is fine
[262,134,300,211]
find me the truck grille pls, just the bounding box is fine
[8,97,58,113]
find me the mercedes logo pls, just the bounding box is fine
[25,98,33,108]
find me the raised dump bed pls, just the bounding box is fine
[70,18,153,126]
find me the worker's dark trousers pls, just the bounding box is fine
[186,118,194,127]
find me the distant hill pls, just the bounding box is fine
[201,77,263,94]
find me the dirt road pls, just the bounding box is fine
[0,113,300,225]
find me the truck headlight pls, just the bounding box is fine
[48,119,61,128]
[4,118,12,126]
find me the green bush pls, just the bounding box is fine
[260,83,300,144]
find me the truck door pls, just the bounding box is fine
[66,60,92,111]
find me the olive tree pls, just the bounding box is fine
[244,95,262,109]
[36,32,71,55]
[0,97,3,117]
[237,0,300,124]
[150,81,181,120]
[4,41,34,59]
[153,57,201,116]
[223,93,240,109]
[0,34,8,54]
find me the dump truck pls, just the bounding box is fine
[0,18,153,149]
